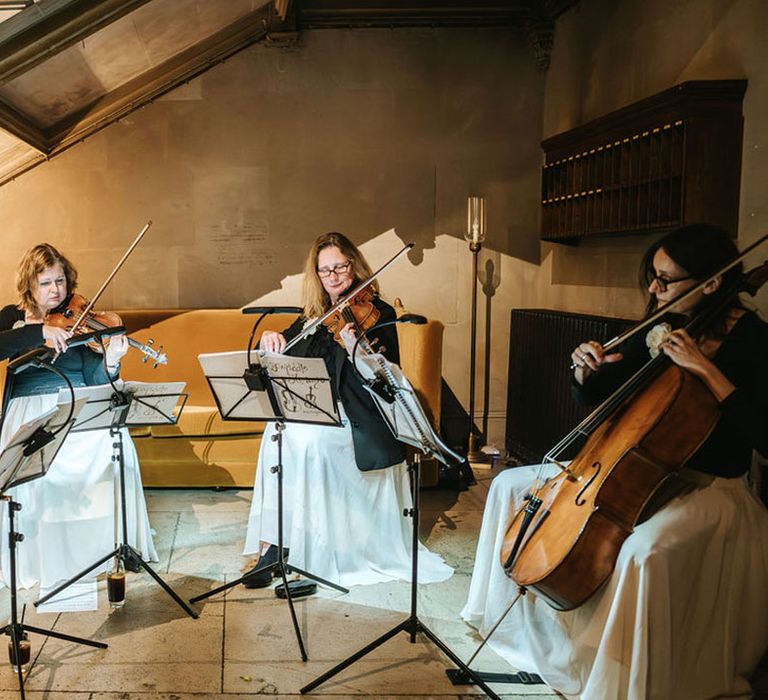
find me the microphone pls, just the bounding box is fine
[242,306,303,315]
[8,347,52,374]
[65,326,126,348]
[397,313,427,325]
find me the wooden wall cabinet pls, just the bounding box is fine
[540,79,747,243]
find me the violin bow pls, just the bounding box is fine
[67,221,153,336]
[282,242,414,354]
[572,231,768,367]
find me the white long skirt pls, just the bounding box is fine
[461,464,768,700]
[0,394,158,590]
[244,418,453,587]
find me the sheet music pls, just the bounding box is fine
[0,407,58,489]
[355,353,462,466]
[57,381,186,430]
[198,350,339,425]
[261,352,339,424]
[121,380,186,425]
[58,384,117,431]
[0,398,86,491]
[199,351,277,420]
[37,578,98,613]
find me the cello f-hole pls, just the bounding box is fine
[575,462,601,506]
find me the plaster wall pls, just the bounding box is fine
[2,1,766,450]
[0,27,545,449]
[541,0,768,318]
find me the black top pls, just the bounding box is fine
[281,295,405,472]
[572,310,768,478]
[0,304,114,398]
[0,305,44,360]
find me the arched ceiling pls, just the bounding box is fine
[0,0,577,186]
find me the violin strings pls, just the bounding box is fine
[530,353,665,494]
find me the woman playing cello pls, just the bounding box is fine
[243,232,452,588]
[462,224,768,699]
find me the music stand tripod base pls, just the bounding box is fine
[33,389,197,620]
[1,401,108,700]
[445,668,545,686]
[195,350,349,661]
[299,456,503,700]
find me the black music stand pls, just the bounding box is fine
[191,349,349,661]
[33,381,197,619]
[300,346,503,699]
[1,401,107,700]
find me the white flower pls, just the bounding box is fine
[646,322,672,358]
[12,320,25,330]
[302,317,320,335]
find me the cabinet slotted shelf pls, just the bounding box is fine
[540,80,746,243]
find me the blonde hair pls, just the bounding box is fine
[16,243,78,316]
[302,232,378,318]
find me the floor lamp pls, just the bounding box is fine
[466,195,488,462]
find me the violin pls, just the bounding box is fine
[322,286,382,351]
[46,293,167,366]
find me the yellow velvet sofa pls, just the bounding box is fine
[117,303,443,488]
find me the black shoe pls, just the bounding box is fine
[242,545,278,589]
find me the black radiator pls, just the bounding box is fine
[506,309,633,464]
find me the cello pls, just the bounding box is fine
[500,233,768,611]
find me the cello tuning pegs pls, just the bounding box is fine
[142,356,148,363]
[147,338,155,345]
[153,362,159,369]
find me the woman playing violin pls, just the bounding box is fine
[462,225,768,699]
[1,243,127,384]
[243,232,452,588]
[0,243,157,589]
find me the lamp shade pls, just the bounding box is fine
[466,196,486,246]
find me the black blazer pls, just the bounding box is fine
[0,305,44,360]
[282,296,406,471]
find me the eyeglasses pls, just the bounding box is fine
[317,261,351,279]
[649,273,693,292]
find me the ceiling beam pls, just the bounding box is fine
[0,0,153,85]
[0,96,46,152]
[295,0,531,28]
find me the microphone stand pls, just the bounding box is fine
[3,346,107,700]
[32,329,198,618]
[301,318,496,699]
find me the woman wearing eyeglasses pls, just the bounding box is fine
[243,232,452,588]
[0,243,157,591]
[462,225,768,699]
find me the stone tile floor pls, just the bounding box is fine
[0,465,560,700]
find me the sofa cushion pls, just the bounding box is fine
[148,405,265,438]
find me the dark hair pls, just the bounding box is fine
[640,224,743,335]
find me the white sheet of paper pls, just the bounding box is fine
[198,350,339,425]
[122,380,186,425]
[37,578,98,613]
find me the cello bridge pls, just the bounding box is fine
[548,458,581,483]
